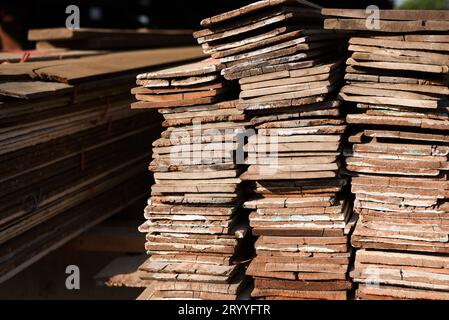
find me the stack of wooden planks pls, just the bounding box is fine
[240,102,354,300]
[132,58,252,300]
[196,1,355,300]
[353,250,449,300]
[131,59,233,109]
[323,8,449,300]
[193,0,343,83]
[28,28,196,50]
[0,47,203,283]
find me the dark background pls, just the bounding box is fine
[0,0,394,50]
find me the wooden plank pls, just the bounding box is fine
[29,28,196,50]
[29,28,193,41]
[349,37,449,52]
[136,59,222,79]
[34,47,205,84]
[0,80,73,99]
[325,18,449,33]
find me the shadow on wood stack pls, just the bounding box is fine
[195,0,355,300]
[132,59,253,300]
[323,8,449,300]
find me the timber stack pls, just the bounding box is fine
[0,47,203,284]
[132,59,252,300]
[323,9,449,300]
[28,28,196,50]
[195,0,355,300]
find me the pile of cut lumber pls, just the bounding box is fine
[193,0,343,82]
[0,47,203,283]
[323,8,449,300]
[196,1,355,300]
[132,59,252,300]
[28,28,196,50]
[132,59,233,109]
[353,250,449,300]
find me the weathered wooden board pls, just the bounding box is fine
[29,28,196,50]
[322,9,449,21]
[0,80,73,99]
[0,49,104,64]
[136,59,223,79]
[324,19,449,33]
[200,0,321,27]
[32,47,205,84]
